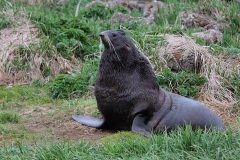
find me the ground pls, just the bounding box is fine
[23,106,113,141]
[0,0,239,146]
[0,102,114,145]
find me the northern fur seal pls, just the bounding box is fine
[72,30,225,137]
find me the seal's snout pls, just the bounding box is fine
[99,31,109,48]
[99,31,107,38]
[99,32,104,37]
[99,32,107,42]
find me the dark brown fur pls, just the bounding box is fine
[72,30,225,137]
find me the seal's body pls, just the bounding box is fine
[72,30,225,137]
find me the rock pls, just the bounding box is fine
[111,12,140,24]
[141,14,155,25]
[111,12,155,25]
[179,11,212,28]
[192,29,223,44]
[179,11,228,32]
[116,1,145,11]
[143,1,164,17]
[86,0,164,25]
[87,0,146,11]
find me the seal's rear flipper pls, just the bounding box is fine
[72,115,109,129]
[131,114,152,138]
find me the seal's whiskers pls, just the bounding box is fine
[106,36,121,61]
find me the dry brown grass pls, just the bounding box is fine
[0,9,79,86]
[156,34,240,125]
[11,0,66,6]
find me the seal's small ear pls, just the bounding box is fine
[117,29,125,35]
[124,42,132,51]
[124,42,130,47]
[132,114,152,138]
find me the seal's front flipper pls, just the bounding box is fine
[72,115,109,129]
[131,114,152,138]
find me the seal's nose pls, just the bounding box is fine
[99,32,105,37]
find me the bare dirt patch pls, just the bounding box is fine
[22,107,113,141]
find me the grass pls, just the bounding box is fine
[157,69,208,98]
[0,84,99,145]
[0,85,55,107]
[61,97,99,117]
[0,19,12,29]
[48,58,99,99]
[0,127,239,159]
[0,124,29,141]
[0,0,239,158]
[0,111,19,124]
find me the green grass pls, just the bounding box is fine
[4,0,238,95]
[0,0,239,158]
[157,69,207,98]
[0,111,19,124]
[0,127,239,159]
[0,124,29,140]
[0,85,54,107]
[48,58,99,99]
[0,19,12,29]
[61,97,99,117]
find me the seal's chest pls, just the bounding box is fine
[100,100,133,130]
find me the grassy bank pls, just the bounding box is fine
[0,0,239,159]
[1,127,240,159]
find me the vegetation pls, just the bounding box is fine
[0,19,12,29]
[0,111,19,124]
[0,0,239,159]
[0,86,53,106]
[48,58,99,99]
[157,69,208,98]
[1,127,240,159]
[227,71,240,98]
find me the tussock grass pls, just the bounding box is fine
[0,126,239,159]
[156,33,239,124]
[0,2,79,85]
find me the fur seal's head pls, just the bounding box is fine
[99,30,149,64]
[99,30,134,51]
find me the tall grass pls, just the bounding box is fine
[0,127,239,159]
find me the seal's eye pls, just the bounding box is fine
[112,33,117,37]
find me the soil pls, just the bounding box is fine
[22,107,113,141]
[20,102,237,143]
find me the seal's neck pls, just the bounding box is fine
[102,46,137,66]
[98,46,159,91]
